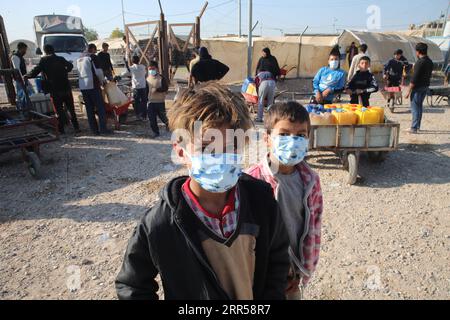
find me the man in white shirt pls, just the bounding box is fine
[348,44,369,81]
[11,42,34,111]
[77,43,111,135]
[121,55,148,121]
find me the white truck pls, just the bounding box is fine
[34,15,88,85]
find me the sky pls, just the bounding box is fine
[1,0,449,42]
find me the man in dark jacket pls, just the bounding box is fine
[405,43,433,134]
[25,44,80,134]
[97,42,114,80]
[256,48,281,80]
[191,47,230,84]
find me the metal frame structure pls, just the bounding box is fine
[0,15,16,105]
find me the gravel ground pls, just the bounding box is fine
[0,89,449,300]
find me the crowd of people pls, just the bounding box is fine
[9,38,435,137]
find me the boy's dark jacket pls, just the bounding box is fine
[346,70,379,93]
[115,174,290,300]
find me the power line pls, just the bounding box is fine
[125,0,235,19]
[91,14,123,27]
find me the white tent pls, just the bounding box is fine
[337,30,445,72]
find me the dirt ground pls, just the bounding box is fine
[0,86,449,300]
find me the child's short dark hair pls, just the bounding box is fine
[132,55,140,64]
[360,56,371,63]
[265,101,310,134]
[149,60,158,68]
[169,82,252,140]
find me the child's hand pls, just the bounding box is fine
[356,89,364,95]
[286,278,301,294]
[322,88,332,97]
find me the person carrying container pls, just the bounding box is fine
[25,44,80,134]
[77,44,112,135]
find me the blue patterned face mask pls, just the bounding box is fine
[272,135,309,166]
[187,152,243,193]
[149,69,157,76]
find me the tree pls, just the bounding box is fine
[84,28,99,42]
[110,28,125,39]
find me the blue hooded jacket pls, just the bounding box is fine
[313,67,347,102]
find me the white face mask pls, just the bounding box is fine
[186,151,243,193]
[329,60,339,70]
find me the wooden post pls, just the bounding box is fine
[194,17,201,48]
[194,2,208,48]
[159,13,170,84]
[125,26,131,67]
[0,15,16,105]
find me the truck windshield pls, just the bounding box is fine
[44,36,87,53]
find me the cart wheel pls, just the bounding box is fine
[341,152,349,170]
[426,95,434,108]
[388,99,395,113]
[368,151,387,163]
[27,152,42,179]
[347,153,358,185]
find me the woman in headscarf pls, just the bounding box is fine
[190,47,229,84]
[254,48,281,123]
[255,48,281,79]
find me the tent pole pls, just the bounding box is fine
[247,0,253,77]
[238,0,242,38]
[296,26,309,78]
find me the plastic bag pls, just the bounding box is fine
[104,82,129,106]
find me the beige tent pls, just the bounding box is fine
[202,35,336,83]
[203,31,444,83]
[338,30,445,73]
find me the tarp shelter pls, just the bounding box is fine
[34,15,85,54]
[338,30,445,72]
[202,35,337,83]
[34,15,84,35]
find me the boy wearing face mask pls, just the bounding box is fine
[147,60,169,138]
[312,52,347,105]
[116,82,290,300]
[247,102,323,300]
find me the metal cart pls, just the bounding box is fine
[309,121,400,185]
